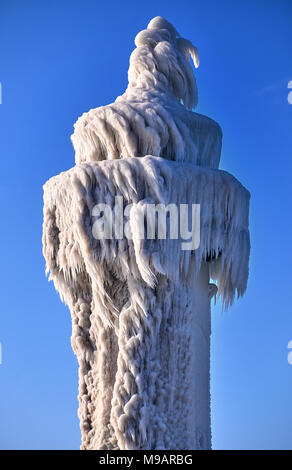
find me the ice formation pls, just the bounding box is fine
[42,16,250,450]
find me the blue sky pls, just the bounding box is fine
[0,0,291,449]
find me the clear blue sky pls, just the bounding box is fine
[0,0,291,450]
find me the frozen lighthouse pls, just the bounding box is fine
[42,17,250,450]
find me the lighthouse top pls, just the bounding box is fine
[71,16,223,169]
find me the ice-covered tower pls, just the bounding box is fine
[42,17,250,450]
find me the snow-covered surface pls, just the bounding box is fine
[42,16,250,449]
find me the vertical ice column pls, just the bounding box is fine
[189,263,212,449]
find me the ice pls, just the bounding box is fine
[42,16,250,450]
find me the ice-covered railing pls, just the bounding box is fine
[42,16,250,450]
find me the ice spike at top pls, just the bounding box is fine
[71,17,222,168]
[132,16,200,103]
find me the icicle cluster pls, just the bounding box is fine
[42,16,250,450]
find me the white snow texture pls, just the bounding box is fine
[42,16,250,450]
